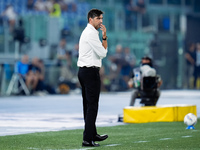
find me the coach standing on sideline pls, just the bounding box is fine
[77,9,108,147]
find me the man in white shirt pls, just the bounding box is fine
[77,9,108,147]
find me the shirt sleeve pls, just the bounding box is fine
[87,32,107,59]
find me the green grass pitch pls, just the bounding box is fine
[0,119,200,150]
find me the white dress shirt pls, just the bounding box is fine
[77,23,108,68]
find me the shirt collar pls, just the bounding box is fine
[87,23,99,34]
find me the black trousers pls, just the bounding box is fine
[78,67,101,141]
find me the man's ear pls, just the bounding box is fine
[89,17,92,23]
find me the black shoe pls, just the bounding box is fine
[94,134,108,141]
[82,141,100,147]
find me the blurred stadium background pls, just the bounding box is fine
[0,0,200,95]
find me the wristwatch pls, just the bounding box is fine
[102,36,108,40]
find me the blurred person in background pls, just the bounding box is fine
[124,0,146,30]
[26,0,35,10]
[109,44,130,91]
[124,0,136,30]
[37,59,56,94]
[109,44,124,79]
[185,42,196,88]
[135,0,146,14]
[26,57,55,95]
[45,0,54,13]
[15,55,30,78]
[59,51,73,83]
[60,0,77,12]
[1,4,17,33]
[194,42,200,89]
[26,58,40,94]
[50,0,61,17]
[56,38,67,66]
[58,51,78,94]
[13,18,26,53]
[128,56,162,106]
[34,0,46,12]
[14,55,30,95]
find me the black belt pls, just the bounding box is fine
[81,66,100,70]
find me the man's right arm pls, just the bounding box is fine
[88,33,107,58]
[100,24,107,49]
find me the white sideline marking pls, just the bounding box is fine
[79,148,95,150]
[182,135,192,138]
[28,148,94,150]
[159,138,172,140]
[134,141,149,143]
[63,149,94,150]
[192,130,199,132]
[105,144,121,147]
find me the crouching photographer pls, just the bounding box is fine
[128,56,162,106]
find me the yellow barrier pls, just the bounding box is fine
[123,104,197,123]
